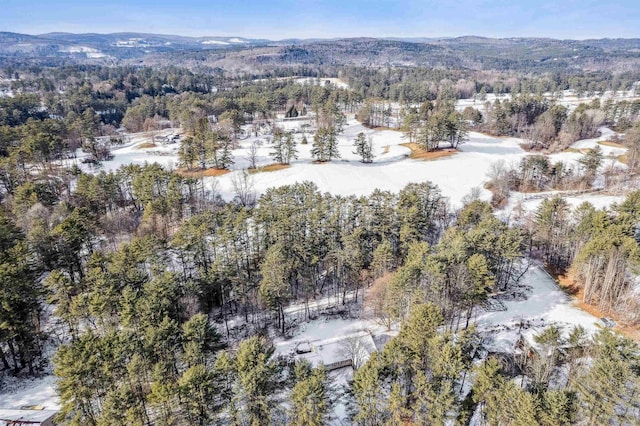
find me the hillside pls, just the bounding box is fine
[1,32,640,73]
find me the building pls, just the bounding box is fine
[0,408,57,426]
[293,330,377,371]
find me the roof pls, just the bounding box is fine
[294,330,377,369]
[0,408,57,423]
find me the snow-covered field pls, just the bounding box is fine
[476,266,601,353]
[76,119,629,213]
[77,119,522,206]
[456,87,640,113]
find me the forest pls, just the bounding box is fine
[0,50,640,426]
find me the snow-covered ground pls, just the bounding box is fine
[270,264,602,425]
[0,375,59,411]
[456,87,640,113]
[77,119,629,212]
[293,77,349,89]
[500,193,625,222]
[77,119,528,207]
[476,266,601,353]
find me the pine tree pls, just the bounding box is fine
[353,132,374,163]
[537,390,576,426]
[575,329,640,425]
[182,313,220,367]
[578,145,603,178]
[371,239,395,278]
[218,140,235,170]
[352,352,384,426]
[283,132,298,164]
[233,336,280,425]
[259,243,289,334]
[288,366,332,426]
[412,371,456,425]
[312,126,340,162]
[385,383,409,426]
[311,128,327,162]
[270,130,285,164]
[178,364,220,426]
[177,136,198,170]
[398,303,443,372]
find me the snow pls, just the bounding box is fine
[57,45,107,59]
[476,266,600,353]
[294,77,350,89]
[86,52,107,59]
[0,408,57,423]
[269,264,602,425]
[11,108,634,422]
[58,45,98,54]
[72,129,182,173]
[73,119,632,213]
[456,87,640,114]
[202,40,229,45]
[0,375,59,411]
[501,192,625,219]
[212,121,530,207]
[73,119,519,206]
[274,317,386,357]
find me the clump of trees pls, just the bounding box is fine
[353,132,374,163]
[401,97,469,152]
[311,126,340,162]
[178,116,234,170]
[485,147,604,207]
[352,303,640,425]
[270,129,298,165]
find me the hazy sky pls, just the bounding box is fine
[1,0,639,39]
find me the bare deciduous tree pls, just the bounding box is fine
[232,170,256,207]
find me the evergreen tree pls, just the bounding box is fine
[233,336,281,425]
[282,132,299,165]
[353,132,374,163]
[288,366,332,426]
[259,243,290,334]
[575,329,640,425]
[178,364,220,426]
[352,352,384,426]
[269,130,285,164]
[312,126,340,162]
[177,136,198,170]
[578,145,604,178]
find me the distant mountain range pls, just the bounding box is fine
[0,31,270,61]
[1,31,639,73]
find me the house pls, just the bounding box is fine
[292,330,377,371]
[0,408,57,426]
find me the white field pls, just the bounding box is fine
[456,87,640,113]
[0,375,59,410]
[76,119,629,213]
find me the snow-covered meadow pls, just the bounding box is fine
[77,117,629,214]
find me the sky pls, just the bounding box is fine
[0,0,639,40]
